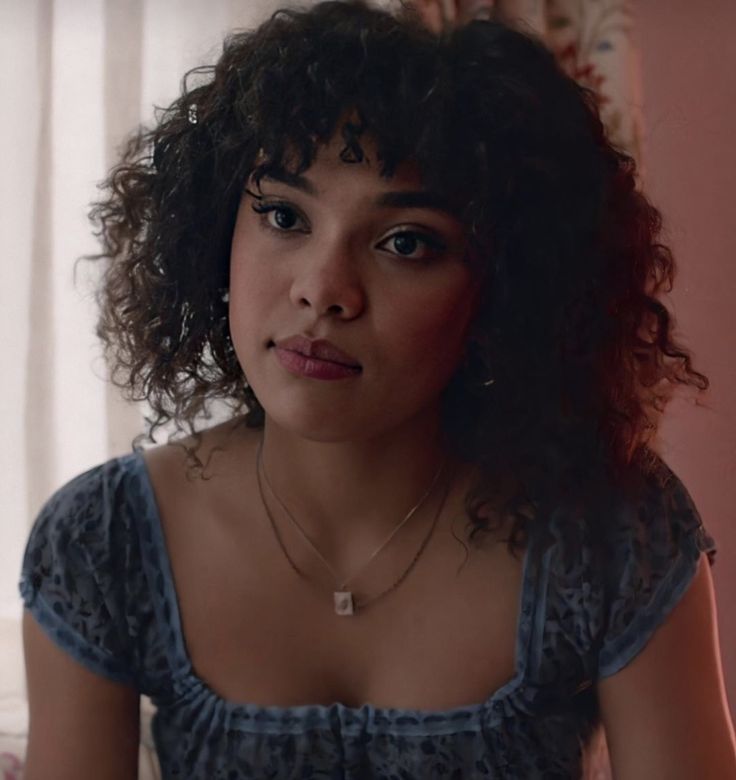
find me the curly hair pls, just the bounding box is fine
[84,0,709,566]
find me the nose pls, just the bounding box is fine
[289,240,366,320]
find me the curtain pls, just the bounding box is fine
[0,9,290,757]
[1,0,281,622]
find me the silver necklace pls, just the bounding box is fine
[255,437,449,615]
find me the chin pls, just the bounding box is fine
[263,407,371,443]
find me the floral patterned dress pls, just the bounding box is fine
[19,450,717,778]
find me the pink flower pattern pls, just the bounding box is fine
[0,752,23,780]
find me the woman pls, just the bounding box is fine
[18,1,736,777]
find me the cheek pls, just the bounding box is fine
[228,213,281,332]
[230,216,260,295]
[387,283,476,366]
[228,236,268,354]
[228,253,253,338]
[228,268,278,354]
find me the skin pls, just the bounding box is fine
[410,0,496,32]
[227,129,484,565]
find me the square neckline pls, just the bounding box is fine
[127,448,539,731]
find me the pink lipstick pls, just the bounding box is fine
[272,335,362,381]
[274,348,361,380]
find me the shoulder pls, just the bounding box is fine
[19,453,143,686]
[609,453,714,555]
[593,457,735,776]
[21,454,140,572]
[140,415,256,483]
[139,417,262,523]
[596,454,717,676]
[597,551,735,777]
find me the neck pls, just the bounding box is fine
[254,411,470,564]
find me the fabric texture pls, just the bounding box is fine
[18,450,717,779]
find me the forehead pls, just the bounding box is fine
[253,130,425,188]
[254,139,473,226]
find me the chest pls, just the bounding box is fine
[145,450,528,712]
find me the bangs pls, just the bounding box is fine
[228,5,485,228]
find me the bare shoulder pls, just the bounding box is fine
[141,415,257,488]
[138,416,266,554]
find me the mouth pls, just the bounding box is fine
[269,336,362,370]
[269,340,363,380]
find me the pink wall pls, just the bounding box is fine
[635,0,736,720]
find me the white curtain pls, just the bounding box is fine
[0,0,297,623]
[1,5,335,730]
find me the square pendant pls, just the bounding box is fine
[334,591,354,616]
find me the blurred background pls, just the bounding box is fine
[1,0,734,774]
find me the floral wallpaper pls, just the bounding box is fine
[412,0,644,174]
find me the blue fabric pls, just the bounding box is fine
[18,450,717,779]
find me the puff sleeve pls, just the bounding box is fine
[597,461,718,679]
[18,461,138,687]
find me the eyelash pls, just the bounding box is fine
[248,199,447,263]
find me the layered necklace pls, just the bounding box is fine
[255,437,452,615]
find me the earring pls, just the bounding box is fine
[462,340,496,389]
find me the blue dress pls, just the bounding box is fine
[18,450,717,778]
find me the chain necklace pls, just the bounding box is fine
[255,437,451,615]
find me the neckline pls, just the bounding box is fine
[127,448,538,730]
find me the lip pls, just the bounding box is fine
[272,335,361,369]
[273,348,361,380]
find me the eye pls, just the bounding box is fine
[246,192,448,263]
[378,230,447,263]
[250,201,308,234]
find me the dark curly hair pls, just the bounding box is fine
[83,0,709,567]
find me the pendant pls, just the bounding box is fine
[334,591,354,616]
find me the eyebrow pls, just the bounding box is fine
[258,170,462,218]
